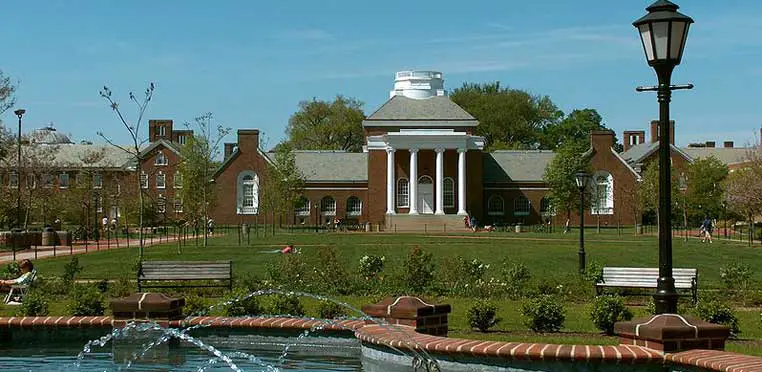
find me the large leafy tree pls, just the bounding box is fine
[541,109,623,152]
[685,156,728,218]
[450,82,563,150]
[178,113,231,247]
[285,96,365,152]
[543,142,591,221]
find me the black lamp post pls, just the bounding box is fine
[575,172,591,274]
[678,173,688,242]
[13,109,25,230]
[634,0,694,314]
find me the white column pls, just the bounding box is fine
[386,147,396,214]
[457,148,467,215]
[435,147,445,215]
[409,148,419,215]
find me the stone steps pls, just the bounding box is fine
[385,214,468,233]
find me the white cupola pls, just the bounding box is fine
[389,71,446,99]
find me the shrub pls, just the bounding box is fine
[68,285,105,316]
[235,273,265,292]
[95,279,109,294]
[502,261,531,299]
[402,246,435,293]
[584,261,604,285]
[63,256,83,285]
[184,294,211,316]
[645,297,683,315]
[16,291,49,316]
[460,258,490,282]
[109,275,134,298]
[223,290,262,317]
[589,295,633,335]
[720,262,754,291]
[467,300,501,332]
[313,246,351,295]
[317,301,348,319]
[520,295,566,333]
[358,255,385,279]
[2,262,20,280]
[694,298,740,337]
[269,294,305,317]
[34,276,70,296]
[269,254,310,292]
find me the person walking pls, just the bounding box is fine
[701,216,713,243]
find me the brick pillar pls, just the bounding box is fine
[362,296,451,336]
[615,314,730,353]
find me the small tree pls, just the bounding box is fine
[686,156,728,218]
[259,143,305,230]
[98,83,154,260]
[178,113,230,247]
[543,142,591,222]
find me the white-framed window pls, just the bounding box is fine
[174,172,183,188]
[93,173,103,189]
[487,195,504,216]
[157,195,166,213]
[347,196,362,216]
[591,171,614,215]
[155,151,168,166]
[159,125,166,137]
[237,171,259,214]
[396,178,409,208]
[174,198,183,213]
[295,197,310,216]
[8,172,18,188]
[156,172,166,189]
[540,197,556,216]
[96,196,103,213]
[443,177,455,208]
[178,135,186,145]
[58,173,69,189]
[140,172,149,189]
[320,196,336,216]
[514,196,530,216]
[26,174,36,189]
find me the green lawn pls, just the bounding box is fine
[4,229,762,355]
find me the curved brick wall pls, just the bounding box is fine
[0,316,760,371]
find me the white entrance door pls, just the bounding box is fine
[418,176,434,214]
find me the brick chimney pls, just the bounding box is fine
[650,120,675,145]
[590,130,615,153]
[224,143,237,159]
[623,130,646,151]
[705,141,716,148]
[723,141,734,148]
[236,129,260,154]
[149,120,173,142]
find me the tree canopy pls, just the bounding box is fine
[0,69,16,120]
[542,141,591,219]
[450,82,563,151]
[285,96,365,152]
[685,156,728,218]
[541,109,623,152]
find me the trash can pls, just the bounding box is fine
[515,224,523,233]
[42,227,57,246]
[57,231,71,246]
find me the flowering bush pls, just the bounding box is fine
[461,258,490,282]
[403,246,435,293]
[358,255,385,279]
[502,261,531,299]
[520,295,566,333]
[720,262,753,291]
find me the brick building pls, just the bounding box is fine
[4,71,758,230]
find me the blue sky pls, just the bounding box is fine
[2,0,761,149]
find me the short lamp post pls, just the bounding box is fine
[634,0,693,314]
[575,172,591,274]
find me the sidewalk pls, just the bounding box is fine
[0,234,220,264]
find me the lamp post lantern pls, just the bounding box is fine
[634,0,693,314]
[13,109,25,230]
[575,172,591,274]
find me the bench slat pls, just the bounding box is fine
[137,260,232,290]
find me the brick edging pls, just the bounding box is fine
[1,316,760,371]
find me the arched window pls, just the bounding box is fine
[540,197,556,216]
[347,196,362,216]
[320,196,336,215]
[487,195,504,216]
[591,171,614,215]
[443,177,455,208]
[514,196,530,216]
[237,171,259,214]
[397,178,409,208]
[155,151,168,166]
[295,196,310,216]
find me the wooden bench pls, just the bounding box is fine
[595,267,698,303]
[137,261,232,291]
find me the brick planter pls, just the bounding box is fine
[110,293,185,320]
[362,296,451,336]
[615,314,730,353]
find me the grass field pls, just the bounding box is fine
[4,229,762,355]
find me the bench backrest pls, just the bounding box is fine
[139,261,232,281]
[601,267,697,288]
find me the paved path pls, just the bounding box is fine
[0,234,219,264]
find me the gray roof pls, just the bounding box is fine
[291,151,367,182]
[28,126,73,145]
[363,95,477,125]
[483,151,556,183]
[3,144,135,169]
[683,147,750,165]
[619,143,658,164]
